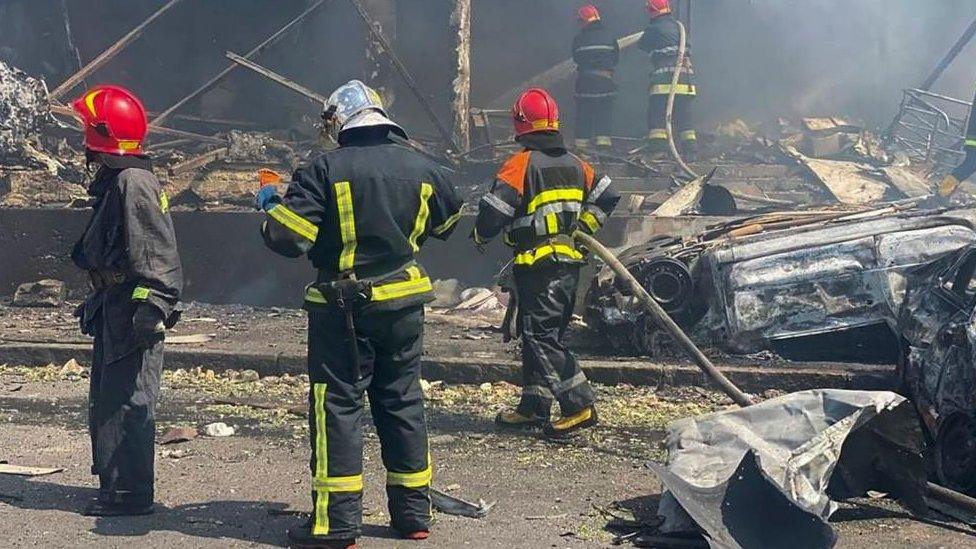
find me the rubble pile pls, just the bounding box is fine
[0,60,51,165]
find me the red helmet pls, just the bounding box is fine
[647,0,671,18]
[71,85,148,156]
[577,4,600,24]
[512,88,560,137]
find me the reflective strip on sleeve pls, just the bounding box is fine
[545,213,559,235]
[526,188,584,214]
[512,202,581,230]
[575,44,616,53]
[589,175,612,202]
[648,129,669,140]
[408,183,433,252]
[514,244,584,266]
[371,276,433,302]
[680,130,698,141]
[387,461,432,488]
[159,191,169,213]
[312,383,330,536]
[334,182,357,272]
[483,192,516,217]
[313,474,364,493]
[432,209,463,236]
[650,84,697,96]
[132,286,150,300]
[966,138,976,148]
[267,204,319,243]
[579,211,601,233]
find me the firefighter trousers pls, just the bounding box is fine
[514,263,596,418]
[89,325,164,507]
[575,94,615,145]
[306,304,431,540]
[647,94,697,154]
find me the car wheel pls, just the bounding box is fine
[935,413,976,495]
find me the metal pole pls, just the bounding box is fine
[49,0,184,100]
[225,51,328,104]
[921,15,976,91]
[151,0,331,126]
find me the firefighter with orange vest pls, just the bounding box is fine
[473,88,620,437]
[638,0,698,160]
[70,85,183,516]
[572,4,620,149]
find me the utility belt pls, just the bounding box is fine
[306,261,433,307]
[88,270,128,290]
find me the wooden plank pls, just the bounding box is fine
[0,464,63,477]
[49,0,184,100]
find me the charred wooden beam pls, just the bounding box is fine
[50,103,226,145]
[49,0,184,100]
[451,0,472,153]
[151,0,331,126]
[224,51,328,105]
[168,147,229,176]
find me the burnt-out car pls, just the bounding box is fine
[584,208,976,358]
[897,244,976,493]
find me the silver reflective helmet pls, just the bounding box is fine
[322,80,406,141]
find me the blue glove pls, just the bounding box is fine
[255,185,279,211]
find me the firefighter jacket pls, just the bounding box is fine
[572,21,620,98]
[72,154,183,362]
[638,14,696,96]
[473,132,620,270]
[952,87,976,182]
[261,126,464,311]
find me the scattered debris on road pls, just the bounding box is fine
[12,279,65,308]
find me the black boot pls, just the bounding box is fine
[287,519,357,549]
[82,500,154,517]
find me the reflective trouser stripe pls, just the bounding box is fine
[966,138,976,148]
[268,204,319,242]
[132,286,150,300]
[579,211,601,233]
[387,455,433,488]
[648,129,668,140]
[408,183,433,252]
[650,84,697,96]
[526,188,584,214]
[334,182,357,271]
[514,244,584,266]
[313,474,364,493]
[432,210,462,236]
[313,383,329,536]
[680,130,697,141]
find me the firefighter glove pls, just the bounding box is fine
[255,185,280,211]
[132,302,165,346]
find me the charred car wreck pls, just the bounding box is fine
[584,208,976,359]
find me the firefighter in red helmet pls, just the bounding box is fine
[638,0,699,160]
[572,4,620,149]
[473,88,620,438]
[70,85,183,516]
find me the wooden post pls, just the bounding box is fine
[225,51,328,104]
[451,0,472,153]
[49,0,183,100]
[151,0,331,126]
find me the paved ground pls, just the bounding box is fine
[0,364,973,548]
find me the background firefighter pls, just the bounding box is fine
[472,88,621,438]
[638,0,698,160]
[70,85,183,517]
[571,4,620,150]
[257,80,464,549]
[938,86,976,198]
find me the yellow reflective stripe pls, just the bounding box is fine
[579,211,601,233]
[530,119,560,130]
[514,244,584,266]
[334,182,357,271]
[305,285,327,304]
[387,463,432,488]
[406,266,422,280]
[966,138,976,148]
[408,183,433,252]
[545,213,559,234]
[313,474,363,493]
[679,130,698,141]
[372,277,433,302]
[432,210,462,236]
[312,383,329,536]
[132,286,150,300]
[267,204,319,243]
[650,84,697,95]
[502,232,515,247]
[526,188,584,214]
[117,140,140,151]
[159,191,169,213]
[648,129,668,140]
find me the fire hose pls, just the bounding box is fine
[665,20,698,181]
[572,229,976,521]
